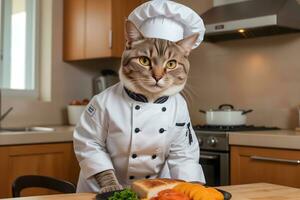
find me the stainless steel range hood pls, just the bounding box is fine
[202,0,300,42]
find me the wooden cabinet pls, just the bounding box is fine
[0,143,80,198]
[63,0,144,61]
[63,0,85,60]
[85,0,112,58]
[231,146,300,188]
[63,0,112,60]
[111,0,144,57]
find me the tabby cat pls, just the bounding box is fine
[94,20,199,193]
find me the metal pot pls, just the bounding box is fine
[199,104,253,126]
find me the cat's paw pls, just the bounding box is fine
[99,184,124,194]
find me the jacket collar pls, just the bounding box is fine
[124,87,169,104]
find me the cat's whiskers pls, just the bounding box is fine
[181,83,200,106]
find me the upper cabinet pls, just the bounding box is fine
[111,0,144,57]
[63,0,85,60]
[63,0,144,61]
[85,0,112,58]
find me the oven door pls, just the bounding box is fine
[200,151,229,186]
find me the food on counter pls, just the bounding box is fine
[69,99,90,106]
[132,178,184,199]
[205,188,224,200]
[108,188,139,200]
[132,179,224,200]
[150,189,190,200]
[174,183,204,199]
[82,98,90,105]
[174,183,224,200]
[70,100,82,105]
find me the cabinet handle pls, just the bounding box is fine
[250,155,300,165]
[200,155,218,160]
[109,30,112,49]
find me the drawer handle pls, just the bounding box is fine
[200,155,218,160]
[250,156,300,165]
[109,30,112,49]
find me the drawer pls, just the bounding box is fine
[231,146,300,188]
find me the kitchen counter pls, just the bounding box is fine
[229,129,300,150]
[0,126,74,146]
[218,183,300,199]
[3,126,299,149]
[2,183,300,200]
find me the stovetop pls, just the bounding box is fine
[194,125,280,132]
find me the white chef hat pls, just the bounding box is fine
[128,0,205,49]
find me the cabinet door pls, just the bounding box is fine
[111,0,144,57]
[86,0,112,58]
[63,0,85,61]
[0,143,80,198]
[231,146,300,188]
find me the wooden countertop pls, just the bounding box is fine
[217,183,300,199]
[4,183,300,200]
[229,130,300,150]
[3,126,300,150]
[0,126,74,146]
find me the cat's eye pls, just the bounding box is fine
[166,60,177,69]
[139,56,151,66]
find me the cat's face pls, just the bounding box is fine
[119,20,199,99]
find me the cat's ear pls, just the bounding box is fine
[176,33,199,56]
[125,20,144,48]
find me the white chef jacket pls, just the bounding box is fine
[73,82,205,192]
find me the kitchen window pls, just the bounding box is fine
[0,0,38,94]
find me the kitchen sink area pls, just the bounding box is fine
[0,89,56,134]
[0,88,74,144]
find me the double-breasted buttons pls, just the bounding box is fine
[129,103,168,184]
[132,154,137,159]
[159,128,165,134]
[135,128,140,133]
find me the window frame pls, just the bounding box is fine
[0,0,40,99]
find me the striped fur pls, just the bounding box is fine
[119,20,198,102]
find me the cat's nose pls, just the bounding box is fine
[153,75,163,82]
[152,68,164,82]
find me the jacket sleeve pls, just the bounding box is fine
[73,96,114,179]
[167,98,206,183]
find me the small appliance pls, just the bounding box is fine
[93,70,119,95]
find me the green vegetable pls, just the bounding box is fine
[108,188,139,200]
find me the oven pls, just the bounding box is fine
[194,124,279,186]
[200,150,229,186]
[195,130,230,186]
